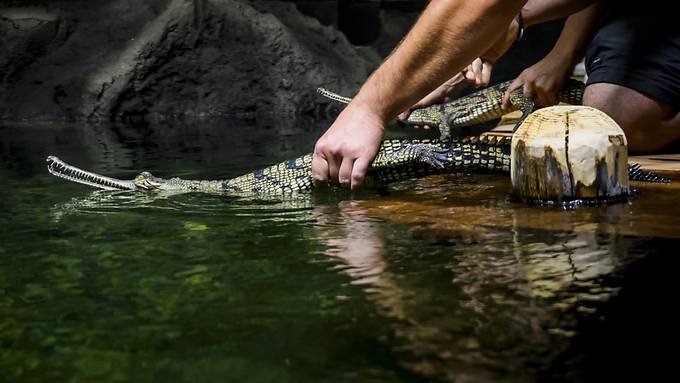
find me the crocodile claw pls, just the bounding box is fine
[410,144,449,169]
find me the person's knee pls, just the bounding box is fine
[622,126,665,153]
[583,83,673,153]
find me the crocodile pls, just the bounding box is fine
[46,135,510,193]
[46,79,668,194]
[46,134,667,194]
[317,78,585,140]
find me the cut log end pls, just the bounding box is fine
[511,106,629,203]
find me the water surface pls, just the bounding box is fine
[1,121,678,382]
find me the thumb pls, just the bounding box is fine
[502,77,524,110]
[398,110,410,121]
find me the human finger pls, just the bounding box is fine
[522,81,536,101]
[338,157,355,188]
[398,110,411,120]
[468,58,484,86]
[327,153,341,185]
[311,152,329,184]
[350,157,370,190]
[534,80,560,107]
[479,60,493,87]
[502,77,525,110]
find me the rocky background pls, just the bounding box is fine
[0,0,562,123]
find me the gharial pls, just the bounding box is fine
[46,79,669,194]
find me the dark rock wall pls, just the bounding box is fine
[0,0,379,122]
[1,0,562,123]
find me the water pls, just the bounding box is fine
[1,120,679,382]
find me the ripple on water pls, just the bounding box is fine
[49,190,324,224]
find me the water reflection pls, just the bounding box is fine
[312,176,676,381]
[49,190,322,222]
[3,120,680,382]
[313,205,386,285]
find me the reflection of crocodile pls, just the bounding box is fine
[47,134,667,194]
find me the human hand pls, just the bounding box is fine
[501,55,573,109]
[463,57,494,88]
[312,103,385,189]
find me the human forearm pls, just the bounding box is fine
[546,3,605,68]
[521,0,598,27]
[350,0,526,122]
[312,0,527,188]
[501,2,606,107]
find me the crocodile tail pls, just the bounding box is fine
[46,156,137,191]
[628,163,671,183]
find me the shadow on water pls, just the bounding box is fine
[1,119,679,382]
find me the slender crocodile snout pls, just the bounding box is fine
[46,156,137,190]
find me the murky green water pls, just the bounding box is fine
[1,121,679,382]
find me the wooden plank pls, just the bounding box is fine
[491,110,521,134]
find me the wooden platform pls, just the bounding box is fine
[490,111,680,181]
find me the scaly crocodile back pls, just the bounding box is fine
[319,79,586,139]
[222,135,513,193]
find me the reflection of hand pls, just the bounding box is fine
[312,103,384,189]
[501,55,573,109]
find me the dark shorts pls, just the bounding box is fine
[584,4,680,108]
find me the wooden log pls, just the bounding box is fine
[511,105,629,202]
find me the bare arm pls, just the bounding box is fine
[397,0,600,118]
[502,2,606,107]
[352,0,525,121]
[312,0,526,188]
[521,0,598,27]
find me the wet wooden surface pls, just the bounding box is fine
[349,174,680,240]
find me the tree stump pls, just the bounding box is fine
[511,105,629,202]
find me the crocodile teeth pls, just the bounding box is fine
[46,156,137,191]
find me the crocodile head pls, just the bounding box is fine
[134,171,166,190]
[133,172,199,191]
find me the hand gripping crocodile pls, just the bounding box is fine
[46,80,669,194]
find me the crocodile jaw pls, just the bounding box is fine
[46,156,137,191]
